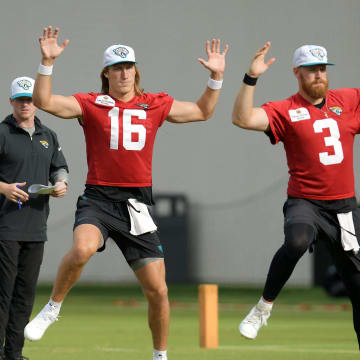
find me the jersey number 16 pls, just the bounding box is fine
[109,108,146,151]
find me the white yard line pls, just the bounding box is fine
[220,345,358,354]
[96,346,139,353]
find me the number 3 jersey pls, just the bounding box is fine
[262,89,360,200]
[73,92,174,187]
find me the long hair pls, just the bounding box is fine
[100,64,143,95]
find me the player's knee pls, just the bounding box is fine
[284,223,315,259]
[144,284,168,303]
[70,244,97,265]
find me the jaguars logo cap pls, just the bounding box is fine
[103,44,136,67]
[293,45,335,67]
[10,76,35,99]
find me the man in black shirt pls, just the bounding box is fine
[0,76,69,360]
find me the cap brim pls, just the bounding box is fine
[300,62,335,67]
[10,93,33,99]
[105,60,137,67]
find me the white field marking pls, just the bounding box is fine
[96,346,139,353]
[219,345,358,355]
[26,347,84,353]
[25,346,139,353]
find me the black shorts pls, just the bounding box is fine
[73,195,164,264]
[283,197,360,272]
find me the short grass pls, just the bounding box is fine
[23,285,359,360]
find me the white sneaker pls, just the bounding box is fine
[24,303,59,341]
[239,303,271,339]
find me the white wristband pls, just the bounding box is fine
[207,77,223,90]
[38,63,53,76]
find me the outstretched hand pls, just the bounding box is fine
[247,42,276,78]
[39,26,69,65]
[198,39,229,79]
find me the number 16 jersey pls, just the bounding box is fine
[262,88,360,200]
[73,92,174,187]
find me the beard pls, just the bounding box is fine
[300,74,328,100]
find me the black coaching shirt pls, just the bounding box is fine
[0,115,68,242]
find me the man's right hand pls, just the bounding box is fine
[39,26,69,66]
[247,42,276,78]
[0,182,29,204]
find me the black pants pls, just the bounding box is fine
[262,198,360,349]
[0,241,44,360]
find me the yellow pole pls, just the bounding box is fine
[199,284,218,348]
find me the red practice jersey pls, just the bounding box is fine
[262,89,360,200]
[73,92,174,187]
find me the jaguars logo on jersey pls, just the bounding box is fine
[136,103,149,109]
[40,140,49,149]
[329,106,343,116]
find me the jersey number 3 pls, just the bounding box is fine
[313,118,344,165]
[109,108,146,151]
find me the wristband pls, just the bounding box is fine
[243,73,258,86]
[38,63,53,76]
[207,77,223,90]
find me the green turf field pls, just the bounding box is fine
[23,285,359,360]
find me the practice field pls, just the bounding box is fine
[24,285,358,360]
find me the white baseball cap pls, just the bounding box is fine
[293,45,335,67]
[103,44,136,68]
[10,76,35,99]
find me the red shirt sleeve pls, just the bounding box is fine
[337,88,360,113]
[261,100,288,144]
[330,88,360,134]
[72,92,93,126]
[152,92,174,127]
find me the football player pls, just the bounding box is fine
[232,42,360,350]
[24,26,228,360]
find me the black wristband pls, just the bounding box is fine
[243,73,258,86]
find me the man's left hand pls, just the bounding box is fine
[198,39,229,80]
[50,181,67,198]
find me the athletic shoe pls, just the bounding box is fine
[239,303,271,339]
[24,303,59,341]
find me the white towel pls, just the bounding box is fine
[127,198,157,236]
[337,212,360,255]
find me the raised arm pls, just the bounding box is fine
[34,26,82,119]
[166,39,228,123]
[232,42,276,131]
